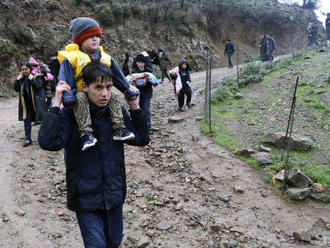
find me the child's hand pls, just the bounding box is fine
[28,74,34,80]
[53,81,71,108]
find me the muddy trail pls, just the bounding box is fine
[0,65,329,248]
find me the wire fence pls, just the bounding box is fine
[203,47,330,185]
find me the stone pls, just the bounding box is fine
[311,183,324,193]
[263,132,314,151]
[286,188,310,200]
[156,221,171,230]
[15,209,25,216]
[309,192,330,203]
[219,195,232,203]
[233,186,244,194]
[259,145,271,152]
[234,93,243,99]
[230,226,244,234]
[293,231,312,242]
[168,116,185,123]
[1,214,9,223]
[321,92,330,106]
[234,147,255,157]
[191,135,200,142]
[251,152,272,165]
[196,116,203,121]
[146,230,155,237]
[273,169,285,183]
[137,236,150,248]
[287,167,313,188]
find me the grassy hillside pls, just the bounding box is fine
[202,49,330,185]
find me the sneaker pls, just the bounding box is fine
[186,103,192,108]
[178,107,184,112]
[113,126,135,141]
[125,89,140,100]
[81,132,97,151]
[23,140,32,147]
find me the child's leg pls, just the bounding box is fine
[74,92,93,134]
[108,93,124,130]
[110,93,135,141]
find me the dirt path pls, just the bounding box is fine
[0,65,329,248]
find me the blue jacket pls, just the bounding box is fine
[38,105,149,211]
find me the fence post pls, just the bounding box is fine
[282,76,299,194]
[236,46,239,87]
[204,54,209,122]
[208,55,212,132]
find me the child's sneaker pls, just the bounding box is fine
[113,126,135,141]
[186,103,192,108]
[81,132,97,151]
[125,89,140,100]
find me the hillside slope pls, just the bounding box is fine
[0,0,320,92]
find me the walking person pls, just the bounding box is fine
[121,51,131,76]
[38,61,149,248]
[158,49,172,83]
[14,62,43,147]
[259,34,268,61]
[224,39,235,68]
[169,59,192,111]
[266,34,275,61]
[129,54,158,133]
[326,13,330,47]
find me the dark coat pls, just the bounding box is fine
[149,50,159,65]
[38,104,149,211]
[158,54,172,70]
[224,42,235,56]
[326,17,330,34]
[178,59,191,88]
[14,75,43,122]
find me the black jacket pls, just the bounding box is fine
[224,42,235,56]
[326,17,330,33]
[14,75,44,122]
[38,104,149,211]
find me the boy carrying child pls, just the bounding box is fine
[58,17,138,151]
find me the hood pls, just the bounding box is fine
[178,58,191,71]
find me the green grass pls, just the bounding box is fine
[0,91,9,98]
[202,49,330,186]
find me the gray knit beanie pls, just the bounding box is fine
[69,17,102,45]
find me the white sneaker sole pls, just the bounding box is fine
[113,133,135,141]
[82,138,97,151]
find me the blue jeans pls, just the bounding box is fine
[76,206,123,248]
[24,112,32,141]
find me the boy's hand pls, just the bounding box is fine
[28,74,34,80]
[53,81,71,108]
[126,86,140,110]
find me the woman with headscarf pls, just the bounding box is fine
[14,62,43,146]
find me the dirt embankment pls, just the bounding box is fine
[0,63,329,247]
[0,0,319,92]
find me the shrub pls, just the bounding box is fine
[0,38,18,63]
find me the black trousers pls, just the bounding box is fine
[178,85,192,108]
[227,55,233,68]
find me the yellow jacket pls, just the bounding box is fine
[58,44,111,91]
